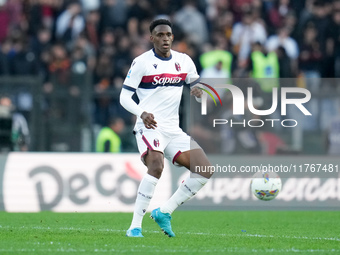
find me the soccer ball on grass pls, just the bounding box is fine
[250,171,282,201]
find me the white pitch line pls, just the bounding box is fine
[0,225,339,242]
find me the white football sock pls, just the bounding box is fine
[160,173,208,215]
[129,174,158,229]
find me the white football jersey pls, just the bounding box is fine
[123,49,199,133]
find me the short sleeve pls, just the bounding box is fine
[184,55,200,84]
[123,58,145,91]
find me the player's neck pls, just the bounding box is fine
[153,48,171,59]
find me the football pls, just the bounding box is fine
[251,171,282,201]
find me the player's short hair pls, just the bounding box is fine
[149,19,172,33]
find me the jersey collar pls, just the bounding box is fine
[152,48,172,61]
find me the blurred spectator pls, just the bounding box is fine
[206,0,231,28]
[48,43,71,86]
[326,10,340,77]
[96,117,124,153]
[0,39,11,75]
[127,0,154,39]
[71,35,96,71]
[0,0,25,42]
[173,0,209,46]
[100,0,128,30]
[84,10,100,48]
[249,42,279,93]
[70,46,87,75]
[55,1,85,45]
[8,36,39,117]
[326,112,340,155]
[94,53,114,88]
[276,46,293,78]
[268,0,293,32]
[93,52,114,126]
[266,26,299,76]
[230,10,267,65]
[0,96,30,151]
[209,10,234,42]
[0,95,13,152]
[28,0,63,35]
[152,0,180,16]
[114,33,133,78]
[299,25,323,80]
[300,1,331,61]
[29,26,52,61]
[99,27,116,57]
[80,0,100,15]
[200,60,230,80]
[199,37,234,83]
[282,11,299,41]
[0,2,10,42]
[9,35,39,75]
[266,27,299,60]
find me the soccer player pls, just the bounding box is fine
[120,19,212,238]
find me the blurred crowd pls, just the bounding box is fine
[1,0,340,153]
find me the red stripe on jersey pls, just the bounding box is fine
[142,135,154,150]
[141,73,187,83]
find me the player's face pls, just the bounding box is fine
[151,25,174,58]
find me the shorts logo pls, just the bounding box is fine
[154,138,160,147]
[175,62,181,72]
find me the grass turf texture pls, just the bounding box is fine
[0,211,339,254]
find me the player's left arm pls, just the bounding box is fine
[185,55,203,102]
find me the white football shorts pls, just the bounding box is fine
[134,126,201,166]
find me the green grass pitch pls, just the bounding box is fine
[0,211,339,254]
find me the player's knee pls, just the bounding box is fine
[147,160,164,178]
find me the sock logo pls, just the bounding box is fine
[142,209,146,213]
[184,184,196,196]
[138,191,152,199]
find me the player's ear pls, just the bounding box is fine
[171,34,174,41]
[150,35,154,43]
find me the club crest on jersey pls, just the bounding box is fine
[154,138,160,147]
[175,62,181,72]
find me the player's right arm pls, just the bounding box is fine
[119,59,157,129]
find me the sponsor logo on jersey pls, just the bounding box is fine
[140,73,187,88]
[152,76,182,85]
[154,138,160,147]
